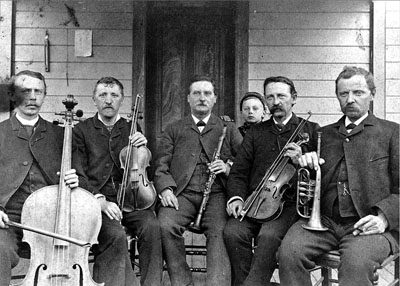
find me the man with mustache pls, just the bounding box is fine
[223,76,320,286]
[72,77,162,286]
[279,66,399,286]
[238,92,266,137]
[0,70,78,286]
[154,75,242,286]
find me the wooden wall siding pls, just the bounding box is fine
[385,1,400,123]
[13,1,134,121]
[248,0,371,126]
[0,0,13,122]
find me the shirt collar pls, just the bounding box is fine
[16,113,39,126]
[97,113,121,126]
[345,112,368,127]
[273,112,292,126]
[192,114,211,125]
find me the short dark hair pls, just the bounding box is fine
[335,66,376,96]
[263,76,297,98]
[188,75,216,94]
[94,77,124,96]
[9,70,47,94]
[240,92,266,111]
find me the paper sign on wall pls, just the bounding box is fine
[75,30,92,57]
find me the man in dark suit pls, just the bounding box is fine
[223,76,320,286]
[279,66,399,286]
[0,70,78,286]
[154,75,242,286]
[72,77,162,286]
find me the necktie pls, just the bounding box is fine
[197,121,206,127]
[24,125,34,137]
[346,123,357,130]
[276,123,284,131]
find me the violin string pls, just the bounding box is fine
[118,95,141,209]
[243,113,312,211]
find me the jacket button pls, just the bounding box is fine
[23,161,28,166]
[345,138,350,142]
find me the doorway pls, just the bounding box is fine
[145,1,239,154]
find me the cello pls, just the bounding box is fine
[12,95,103,286]
[117,94,156,212]
[239,112,312,222]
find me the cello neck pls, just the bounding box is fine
[55,95,78,245]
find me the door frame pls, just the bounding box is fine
[131,1,249,133]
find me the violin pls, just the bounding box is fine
[239,112,312,222]
[117,95,157,211]
[12,95,102,286]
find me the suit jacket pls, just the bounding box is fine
[227,113,320,201]
[72,114,137,197]
[154,114,242,196]
[318,113,399,248]
[0,114,63,210]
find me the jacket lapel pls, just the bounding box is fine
[201,114,218,136]
[93,114,112,138]
[185,115,199,133]
[32,117,46,143]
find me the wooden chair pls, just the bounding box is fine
[313,250,400,286]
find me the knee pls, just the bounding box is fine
[258,230,280,245]
[278,238,302,265]
[0,242,19,268]
[223,220,251,248]
[140,216,161,238]
[223,222,238,243]
[339,253,372,275]
[158,212,181,236]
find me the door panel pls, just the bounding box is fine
[145,2,235,154]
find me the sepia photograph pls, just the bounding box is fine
[0,0,399,285]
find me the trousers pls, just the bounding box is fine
[158,190,231,286]
[279,217,393,286]
[0,215,22,286]
[93,209,163,286]
[223,204,298,286]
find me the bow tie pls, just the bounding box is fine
[346,123,357,130]
[196,121,206,127]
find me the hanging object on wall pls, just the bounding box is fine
[75,30,92,57]
[44,30,50,72]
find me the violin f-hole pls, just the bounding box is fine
[139,173,149,187]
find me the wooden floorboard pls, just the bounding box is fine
[11,255,398,286]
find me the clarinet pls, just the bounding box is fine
[188,125,227,234]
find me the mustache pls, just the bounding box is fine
[270,106,283,113]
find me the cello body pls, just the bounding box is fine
[12,95,102,286]
[14,187,102,286]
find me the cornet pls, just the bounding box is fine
[296,131,327,231]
